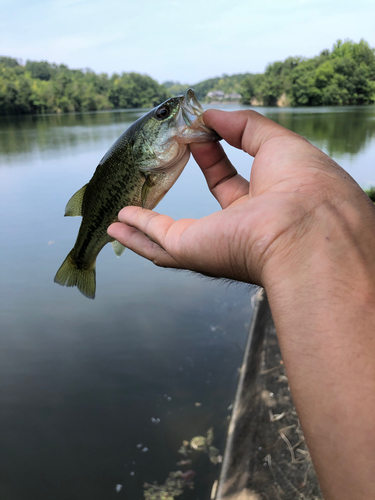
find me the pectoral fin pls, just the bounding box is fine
[141,174,156,208]
[111,240,126,257]
[65,184,88,217]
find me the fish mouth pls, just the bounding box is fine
[178,89,212,133]
[176,89,220,142]
[180,89,204,124]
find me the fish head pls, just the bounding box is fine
[133,89,220,173]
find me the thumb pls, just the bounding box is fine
[202,109,294,157]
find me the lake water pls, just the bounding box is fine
[1,104,374,500]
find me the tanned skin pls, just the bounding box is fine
[109,109,375,500]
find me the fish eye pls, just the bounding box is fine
[156,105,171,120]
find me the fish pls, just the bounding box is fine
[54,89,220,299]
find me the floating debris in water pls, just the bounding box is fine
[115,484,122,492]
[190,435,206,451]
[177,441,191,457]
[187,428,223,464]
[142,447,149,453]
[189,428,214,451]
[194,402,202,407]
[176,459,192,467]
[207,428,214,445]
[208,446,222,465]
[151,417,160,424]
[136,443,143,448]
[143,428,221,499]
[130,471,135,476]
[181,469,196,484]
[144,471,186,500]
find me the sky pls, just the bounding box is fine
[1,0,375,84]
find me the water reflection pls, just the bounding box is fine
[0,110,145,161]
[1,106,375,164]
[264,106,375,157]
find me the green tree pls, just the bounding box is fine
[25,60,56,81]
[0,56,21,68]
[241,39,375,107]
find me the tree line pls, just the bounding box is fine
[1,39,374,116]
[0,57,169,115]
[240,39,375,106]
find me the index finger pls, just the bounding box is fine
[190,140,249,209]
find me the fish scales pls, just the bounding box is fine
[71,141,140,266]
[54,89,220,299]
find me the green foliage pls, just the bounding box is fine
[193,77,221,100]
[25,60,57,81]
[109,73,169,109]
[364,186,375,203]
[241,39,375,107]
[206,73,252,99]
[0,58,170,115]
[165,74,253,101]
[3,39,375,115]
[162,81,190,97]
[0,56,21,68]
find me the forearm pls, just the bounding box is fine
[263,198,375,499]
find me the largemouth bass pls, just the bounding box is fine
[54,89,220,299]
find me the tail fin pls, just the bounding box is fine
[54,251,96,299]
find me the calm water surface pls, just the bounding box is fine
[0,105,374,500]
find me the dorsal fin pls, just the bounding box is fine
[65,184,88,217]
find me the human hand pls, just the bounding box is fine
[107,109,373,289]
[108,110,375,499]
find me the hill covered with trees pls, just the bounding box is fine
[240,39,375,106]
[1,39,374,116]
